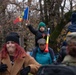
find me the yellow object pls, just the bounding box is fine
[46,36,49,44]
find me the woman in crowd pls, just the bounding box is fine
[0,32,41,75]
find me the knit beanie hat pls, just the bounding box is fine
[38,22,46,30]
[6,32,19,44]
[37,38,46,44]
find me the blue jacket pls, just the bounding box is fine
[68,23,76,32]
[31,47,55,65]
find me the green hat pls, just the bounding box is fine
[38,22,46,30]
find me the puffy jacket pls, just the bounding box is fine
[31,47,55,65]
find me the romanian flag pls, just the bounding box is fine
[13,7,29,24]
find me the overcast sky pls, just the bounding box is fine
[7,0,75,12]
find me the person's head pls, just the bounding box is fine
[71,12,76,23]
[1,32,26,59]
[66,32,76,57]
[37,38,46,51]
[38,22,46,32]
[5,32,20,56]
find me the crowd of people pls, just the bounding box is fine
[0,12,76,75]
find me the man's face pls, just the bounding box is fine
[39,43,46,50]
[67,42,76,57]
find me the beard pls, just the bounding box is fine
[68,45,76,57]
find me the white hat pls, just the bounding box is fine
[66,32,76,44]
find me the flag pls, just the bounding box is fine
[23,7,29,20]
[13,7,29,24]
[13,16,23,24]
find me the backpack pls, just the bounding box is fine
[32,47,55,62]
[36,65,76,75]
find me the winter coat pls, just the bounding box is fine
[27,25,47,46]
[62,55,76,66]
[0,53,41,75]
[31,47,55,65]
[68,12,76,32]
[68,23,76,32]
[57,46,67,63]
[57,41,67,63]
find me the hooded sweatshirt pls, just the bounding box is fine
[68,12,76,32]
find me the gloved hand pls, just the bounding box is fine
[20,66,30,75]
[0,63,8,72]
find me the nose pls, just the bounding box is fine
[8,43,13,46]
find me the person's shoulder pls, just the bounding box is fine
[48,47,54,54]
[25,53,33,58]
[49,47,53,51]
[31,47,38,53]
[62,55,75,63]
[61,46,66,48]
[62,55,76,66]
[60,46,67,51]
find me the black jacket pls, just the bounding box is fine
[57,46,67,63]
[27,25,47,46]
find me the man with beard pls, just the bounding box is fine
[62,32,76,66]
